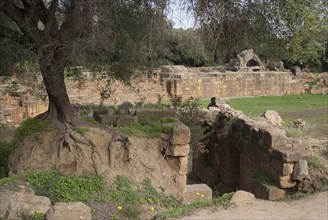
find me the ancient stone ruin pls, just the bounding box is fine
[230,49,265,71]
[195,105,315,200]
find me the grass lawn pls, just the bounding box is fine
[198,94,327,125]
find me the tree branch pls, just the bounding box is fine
[44,0,59,36]
[0,26,32,46]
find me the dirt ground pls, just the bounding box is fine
[179,191,328,220]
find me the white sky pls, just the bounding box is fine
[167,1,195,29]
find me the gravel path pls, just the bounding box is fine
[179,191,328,220]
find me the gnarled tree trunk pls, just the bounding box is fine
[37,50,79,129]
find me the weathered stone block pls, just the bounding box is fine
[293,160,309,181]
[170,123,190,146]
[279,175,296,188]
[116,115,138,127]
[183,184,212,204]
[230,190,255,205]
[46,202,91,220]
[271,159,294,175]
[94,114,116,125]
[167,144,190,157]
[273,146,301,162]
[250,180,286,200]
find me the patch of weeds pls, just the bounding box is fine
[324,179,328,187]
[0,141,13,178]
[27,168,107,204]
[0,175,22,189]
[160,117,179,123]
[285,128,303,138]
[142,178,180,208]
[75,127,89,134]
[109,214,119,220]
[110,175,144,205]
[158,192,233,219]
[276,192,308,202]
[308,157,321,170]
[258,138,268,149]
[251,171,274,184]
[12,118,53,146]
[84,117,98,125]
[117,122,173,138]
[20,212,45,220]
[122,205,142,220]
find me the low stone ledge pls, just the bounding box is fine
[183,184,212,204]
[250,180,286,200]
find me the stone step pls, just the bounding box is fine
[183,184,212,204]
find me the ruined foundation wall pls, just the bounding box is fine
[162,71,305,99]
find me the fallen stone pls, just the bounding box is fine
[293,119,306,128]
[293,160,309,181]
[279,175,297,188]
[262,110,283,127]
[272,146,301,162]
[250,180,286,200]
[0,186,51,219]
[183,184,212,204]
[46,202,91,220]
[116,115,138,127]
[230,190,255,205]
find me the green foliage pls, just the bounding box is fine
[75,127,89,134]
[27,168,107,204]
[110,175,143,205]
[251,171,274,185]
[110,176,180,211]
[116,121,173,138]
[276,192,309,202]
[20,212,45,220]
[0,141,13,178]
[12,118,53,147]
[84,117,99,125]
[162,29,210,66]
[158,192,233,219]
[0,175,21,189]
[160,117,179,123]
[308,157,321,170]
[171,97,207,158]
[122,205,142,220]
[228,94,328,125]
[142,178,180,208]
[286,128,303,138]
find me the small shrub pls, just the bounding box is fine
[286,128,303,138]
[251,171,274,184]
[12,118,53,147]
[84,117,98,125]
[308,157,321,170]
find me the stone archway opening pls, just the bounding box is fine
[247,59,260,67]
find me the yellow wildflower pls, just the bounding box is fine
[117,205,122,210]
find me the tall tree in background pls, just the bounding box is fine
[187,0,328,69]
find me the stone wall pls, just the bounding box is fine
[161,69,306,99]
[197,106,312,200]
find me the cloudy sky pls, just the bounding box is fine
[167,1,195,29]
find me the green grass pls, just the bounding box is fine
[198,94,327,125]
[0,141,13,178]
[158,192,233,219]
[116,121,173,138]
[308,156,321,170]
[26,168,108,204]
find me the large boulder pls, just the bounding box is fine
[0,183,51,219]
[262,110,283,127]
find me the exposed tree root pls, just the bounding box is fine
[58,123,104,175]
[108,132,132,168]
